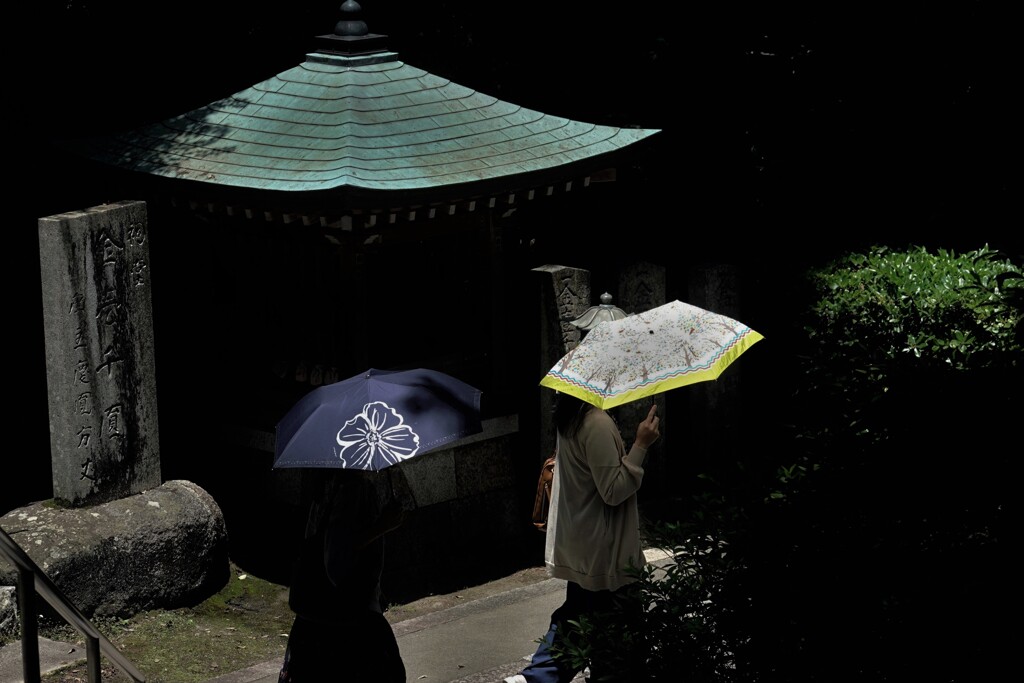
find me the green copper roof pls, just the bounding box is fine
[77,49,659,194]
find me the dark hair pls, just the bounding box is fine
[302,469,374,536]
[553,393,593,441]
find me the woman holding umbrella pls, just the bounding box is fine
[506,392,661,683]
[273,367,485,681]
[278,469,407,683]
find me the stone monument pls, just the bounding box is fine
[0,201,231,620]
[38,201,161,506]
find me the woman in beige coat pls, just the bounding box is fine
[506,393,661,683]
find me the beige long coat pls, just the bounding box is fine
[545,408,648,591]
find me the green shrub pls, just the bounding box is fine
[797,244,1022,454]
[739,244,1021,681]
[549,515,742,682]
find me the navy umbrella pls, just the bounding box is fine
[273,368,483,471]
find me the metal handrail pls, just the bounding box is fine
[0,524,146,683]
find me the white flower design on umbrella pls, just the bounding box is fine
[335,401,421,469]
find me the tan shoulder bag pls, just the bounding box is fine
[531,451,556,532]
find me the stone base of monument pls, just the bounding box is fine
[0,480,229,621]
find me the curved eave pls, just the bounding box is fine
[91,159,630,231]
[70,50,661,194]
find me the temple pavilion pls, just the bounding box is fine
[68,1,661,446]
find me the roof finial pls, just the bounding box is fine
[315,0,389,56]
[335,1,368,37]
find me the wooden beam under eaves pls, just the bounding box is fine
[171,170,608,230]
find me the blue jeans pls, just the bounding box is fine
[520,581,636,683]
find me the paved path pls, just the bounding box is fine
[2,549,671,683]
[204,575,582,683]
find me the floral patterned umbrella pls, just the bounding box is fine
[273,368,483,471]
[540,300,764,409]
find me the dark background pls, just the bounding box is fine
[10,0,1018,513]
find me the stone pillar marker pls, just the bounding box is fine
[38,200,161,506]
[687,263,745,464]
[616,261,668,496]
[532,265,590,460]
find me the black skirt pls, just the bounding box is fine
[278,612,406,683]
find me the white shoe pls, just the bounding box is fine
[503,676,527,683]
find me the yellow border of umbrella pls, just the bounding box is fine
[539,326,764,410]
